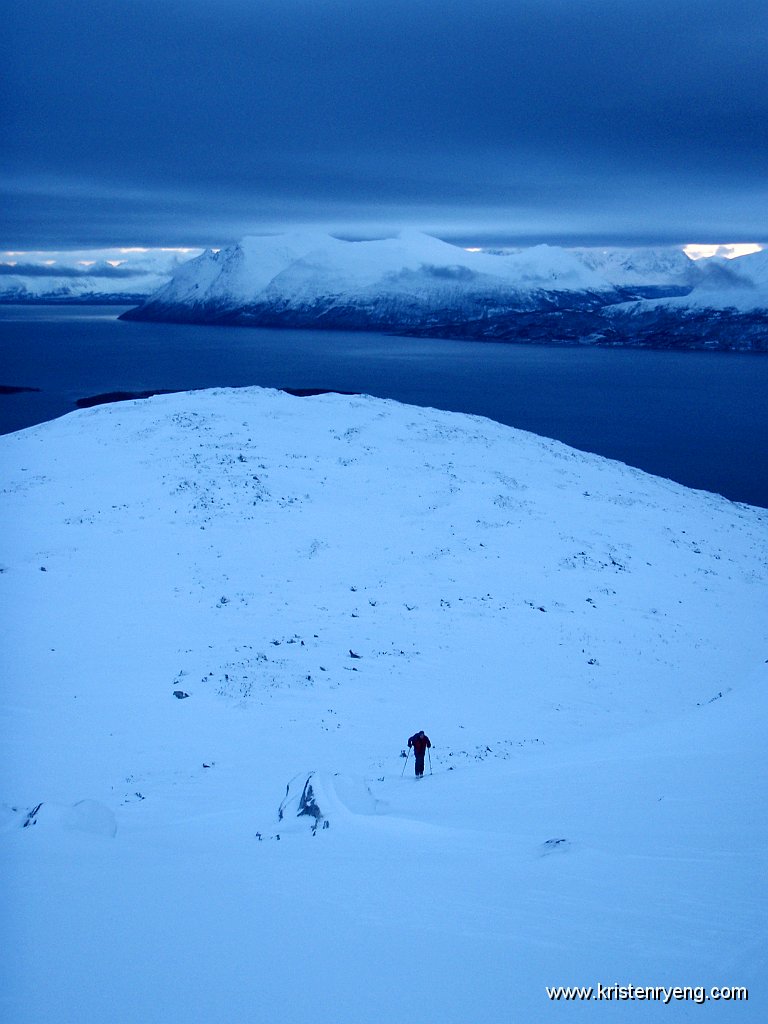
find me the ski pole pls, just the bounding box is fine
[401,747,410,777]
[428,747,432,775]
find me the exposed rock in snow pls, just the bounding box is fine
[10,799,117,837]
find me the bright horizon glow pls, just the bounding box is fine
[3,242,765,266]
[0,247,203,259]
[1,247,203,267]
[683,243,763,261]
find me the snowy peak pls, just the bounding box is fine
[572,246,697,287]
[153,232,343,307]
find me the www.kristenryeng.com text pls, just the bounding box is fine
[546,983,748,1004]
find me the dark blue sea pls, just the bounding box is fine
[1,305,766,507]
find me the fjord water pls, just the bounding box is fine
[1,304,766,507]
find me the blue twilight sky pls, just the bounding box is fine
[2,0,766,250]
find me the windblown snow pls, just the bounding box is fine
[1,387,766,1023]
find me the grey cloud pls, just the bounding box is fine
[0,262,153,279]
[3,0,766,247]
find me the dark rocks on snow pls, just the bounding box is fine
[298,778,322,821]
[22,802,43,827]
[276,772,331,837]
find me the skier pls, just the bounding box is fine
[407,730,432,777]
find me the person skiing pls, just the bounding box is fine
[407,730,432,777]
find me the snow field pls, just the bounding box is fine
[1,387,766,1022]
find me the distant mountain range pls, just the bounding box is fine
[120,232,768,350]
[0,249,198,305]
[5,233,766,349]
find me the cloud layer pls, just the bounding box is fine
[3,0,767,247]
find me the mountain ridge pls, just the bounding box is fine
[119,232,768,350]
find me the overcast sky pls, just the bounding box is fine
[3,0,766,250]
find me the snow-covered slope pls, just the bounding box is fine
[1,388,766,1022]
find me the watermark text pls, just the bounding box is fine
[546,983,748,1004]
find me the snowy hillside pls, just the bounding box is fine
[1,388,767,1023]
[120,232,768,349]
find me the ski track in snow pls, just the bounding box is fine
[1,386,766,1023]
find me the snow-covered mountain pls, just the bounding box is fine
[0,248,200,304]
[572,245,698,292]
[597,248,768,349]
[1,387,766,1022]
[123,230,620,327]
[120,232,768,350]
[610,248,768,314]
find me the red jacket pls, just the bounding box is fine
[408,732,431,755]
